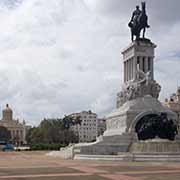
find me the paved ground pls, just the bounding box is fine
[0,151,180,180]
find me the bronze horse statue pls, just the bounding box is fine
[128,2,150,41]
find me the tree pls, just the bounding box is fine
[62,115,81,131]
[26,127,43,144]
[26,116,80,145]
[0,126,11,142]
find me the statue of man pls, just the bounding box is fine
[130,5,142,25]
[145,71,151,86]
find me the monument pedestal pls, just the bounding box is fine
[73,39,178,158]
[75,96,176,155]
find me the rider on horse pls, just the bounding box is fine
[128,2,150,41]
[130,6,141,27]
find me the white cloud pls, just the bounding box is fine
[0,0,179,125]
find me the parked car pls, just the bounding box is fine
[0,141,7,151]
[2,144,14,151]
[14,146,30,151]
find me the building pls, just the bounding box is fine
[164,87,180,128]
[70,111,98,142]
[0,104,27,145]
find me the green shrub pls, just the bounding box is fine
[30,143,65,150]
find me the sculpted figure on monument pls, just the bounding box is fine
[116,70,161,108]
[151,82,161,99]
[134,69,147,84]
[145,71,151,86]
[128,2,150,41]
[134,69,152,87]
[136,113,178,141]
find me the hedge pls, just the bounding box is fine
[30,143,66,150]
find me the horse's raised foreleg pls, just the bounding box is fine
[143,28,146,38]
[131,30,134,41]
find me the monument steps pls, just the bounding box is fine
[73,133,134,155]
[74,153,180,162]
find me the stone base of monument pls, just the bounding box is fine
[73,39,180,162]
[73,96,177,156]
[74,141,180,162]
[74,152,180,162]
[74,138,180,162]
[130,139,180,153]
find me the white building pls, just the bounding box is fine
[70,111,98,142]
[164,87,180,129]
[0,104,28,145]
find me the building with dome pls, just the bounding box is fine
[0,104,28,145]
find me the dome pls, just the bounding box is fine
[3,104,12,113]
[2,104,13,121]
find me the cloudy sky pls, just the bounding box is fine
[0,0,179,125]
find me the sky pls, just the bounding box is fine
[0,0,179,126]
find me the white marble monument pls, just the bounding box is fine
[74,39,177,155]
[72,2,180,160]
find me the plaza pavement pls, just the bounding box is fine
[0,151,180,180]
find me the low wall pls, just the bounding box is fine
[130,139,180,153]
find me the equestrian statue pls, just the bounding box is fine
[128,2,150,41]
